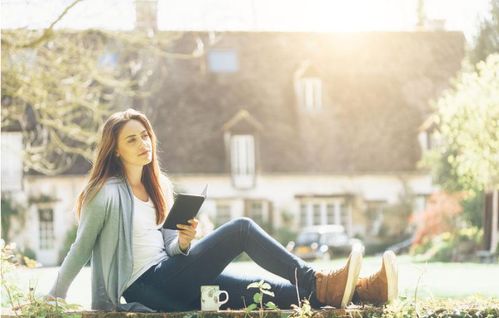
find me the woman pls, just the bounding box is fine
[49,108,398,312]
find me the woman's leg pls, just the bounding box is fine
[131,217,319,310]
[123,275,186,311]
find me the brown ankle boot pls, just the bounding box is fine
[355,251,398,306]
[315,248,362,308]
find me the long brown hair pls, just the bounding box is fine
[75,108,168,224]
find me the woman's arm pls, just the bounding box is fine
[162,228,190,256]
[48,189,110,299]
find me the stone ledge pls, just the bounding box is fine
[1,308,382,318]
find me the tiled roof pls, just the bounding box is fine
[149,31,465,174]
[26,31,465,176]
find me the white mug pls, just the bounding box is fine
[200,285,229,311]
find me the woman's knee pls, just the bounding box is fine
[229,217,254,229]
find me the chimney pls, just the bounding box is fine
[135,0,158,33]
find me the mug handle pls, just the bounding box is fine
[218,290,229,306]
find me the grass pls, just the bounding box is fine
[229,255,499,299]
[8,255,499,312]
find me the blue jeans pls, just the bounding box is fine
[123,217,322,311]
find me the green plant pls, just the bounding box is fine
[1,239,81,317]
[1,195,27,242]
[245,280,278,318]
[273,227,297,247]
[411,227,484,262]
[461,191,484,228]
[290,299,313,318]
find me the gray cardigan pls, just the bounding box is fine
[49,175,187,312]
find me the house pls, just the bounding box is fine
[1,29,467,265]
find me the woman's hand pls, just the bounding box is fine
[177,218,198,252]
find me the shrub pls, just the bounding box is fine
[411,227,483,262]
[1,240,81,316]
[410,191,464,245]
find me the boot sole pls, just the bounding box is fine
[340,246,363,308]
[383,250,398,302]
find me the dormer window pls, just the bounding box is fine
[223,110,263,190]
[419,115,441,152]
[294,60,323,113]
[230,134,255,188]
[418,130,441,152]
[207,49,239,73]
[298,77,322,112]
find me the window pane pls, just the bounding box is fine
[326,204,334,224]
[340,203,348,229]
[300,203,308,227]
[215,203,231,227]
[231,135,255,187]
[299,78,322,111]
[208,50,239,73]
[249,201,264,224]
[39,208,55,250]
[313,204,321,225]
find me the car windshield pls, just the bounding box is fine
[296,232,320,245]
[323,232,348,245]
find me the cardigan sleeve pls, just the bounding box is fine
[48,188,110,299]
[162,228,190,256]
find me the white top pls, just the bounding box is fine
[127,195,168,288]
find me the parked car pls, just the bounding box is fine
[286,225,363,260]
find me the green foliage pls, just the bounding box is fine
[461,191,485,228]
[1,240,81,317]
[1,194,27,242]
[423,54,499,193]
[273,227,297,247]
[470,0,499,65]
[2,24,195,175]
[411,227,483,262]
[245,280,278,318]
[361,296,499,318]
[290,299,313,318]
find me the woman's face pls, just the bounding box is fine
[115,119,153,168]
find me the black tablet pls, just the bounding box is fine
[162,185,207,230]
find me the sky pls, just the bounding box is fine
[0,0,492,42]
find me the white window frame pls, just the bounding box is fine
[299,198,350,233]
[38,204,55,250]
[298,77,322,112]
[418,130,442,152]
[230,134,255,189]
[247,200,270,225]
[215,201,232,226]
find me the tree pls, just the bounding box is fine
[470,0,499,65]
[436,55,499,191]
[421,1,499,228]
[422,53,499,230]
[2,13,203,175]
